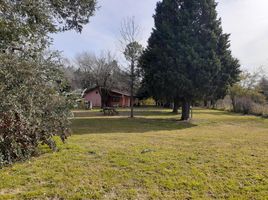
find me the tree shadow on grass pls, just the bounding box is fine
[71,117,197,135]
[194,109,245,117]
[72,109,176,118]
[120,111,176,117]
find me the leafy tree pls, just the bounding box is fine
[1,0,97,51]
[0,0,97,166]
[0,52,72,165]
[139,0,240,120]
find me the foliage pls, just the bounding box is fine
[139,98,156,106]
[229,71,267,115]
[0,108,267,199]
[139,0,240,120]
[258,77,268,100]
[0,0,97,51]
[0,52,72,166]
[0,0,97,166]
[230,88,266,115]
[124,42,143,64]
[124,41,143,117]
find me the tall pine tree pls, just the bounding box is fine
[139,0,240,120]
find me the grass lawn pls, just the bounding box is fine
[0,108,267,199]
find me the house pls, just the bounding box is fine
[82,87,131,108]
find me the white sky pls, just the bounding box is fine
[52,0,268,73]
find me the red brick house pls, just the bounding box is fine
[82,87,131,108]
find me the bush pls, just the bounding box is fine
[251,103,268,117]
[0,53,71,167]
[232,96,253,114]
[215,96,233,111]
[139,98,156,106]
[229,84,266,115]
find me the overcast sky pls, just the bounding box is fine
[52,0,268,73]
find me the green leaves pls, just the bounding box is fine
[124,42,143,63]
[0,0,97,51]
[0,0,96,166]
[0,52,71,167]
[139,0,240,119]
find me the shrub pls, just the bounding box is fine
[251,103,268,117]
[0,53,71,167]
[232,96,253,114]
[229,84,266,114]
[215,96,233,111]
[139,98,156,106]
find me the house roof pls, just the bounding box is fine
[82,86,131,97]
[110,89,131,97]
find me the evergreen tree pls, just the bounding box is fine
[204,34,241,107]
[139,0,240,120]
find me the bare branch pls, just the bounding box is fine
[119,16,141,49]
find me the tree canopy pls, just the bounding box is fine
[0,0,97,51]
[139,0,240,120]
[0,0,97,166]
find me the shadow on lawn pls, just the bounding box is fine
[71,117,196,135]
[194,109,244,117]
[72,109,176,118]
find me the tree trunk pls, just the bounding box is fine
[204,100,208,108]
[181,100,191,121]
[101,95,108,108]
[211,100,216,109]
[101,98,105,109]
[231,96,237,112]
[130,60,134,118]
[172,100,179,114]
[100,91,105,108]
[155,100,158,107]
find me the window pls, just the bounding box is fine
[112,97,120,102]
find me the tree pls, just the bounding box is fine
[120,17,143,118]
[203,34,240,108]
[0,0,97,166]
[0,52,72,165]
[76,52,129,107]
[229,74,266,114]
[1,0,97,51]
[259,77,268,100]
[139,0,240,120]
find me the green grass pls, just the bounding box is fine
[0,108,268,199]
